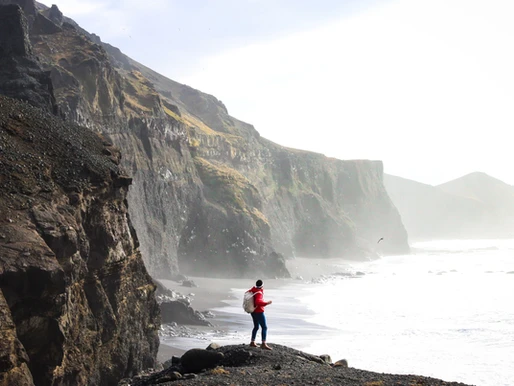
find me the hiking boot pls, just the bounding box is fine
[249,342,258,347]
[261,343,272,350]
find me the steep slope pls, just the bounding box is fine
[384,173,514,240]
[0,3,56,112]
[0,92,159,385]
[9,1,409,280]
[0,6,159,386]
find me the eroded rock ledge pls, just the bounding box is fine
[0,95,160,386]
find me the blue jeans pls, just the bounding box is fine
[251,312,268,342]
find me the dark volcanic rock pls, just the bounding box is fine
[122,344,473,386]
[160,301,211,326]
[0,4,56,112]
[0,4,32,57]
[32,11,62,35]
[0,0,35,19]
[154,278,210,326]
[46,4,63,24]
[0,95,160,386]
[0,291,34,385]
[180,348,224,373]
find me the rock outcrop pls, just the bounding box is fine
[2,2,409,281]
[0,4,56,112]
[120,344,472,386]
[155,280,211,326]
[0,0,35,18]
[0,95,160,386]
[0,291,34,385]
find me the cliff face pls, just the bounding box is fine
[126,59,411,270]
[26,11,201,277]
[186,130,408,262]
[0,92,159,386]
[0,4,56,112]
[13,2,408,280]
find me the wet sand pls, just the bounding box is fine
[156,257,350,363]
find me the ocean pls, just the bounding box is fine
[164,239,514,386]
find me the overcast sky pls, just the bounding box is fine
[42,0,513,186]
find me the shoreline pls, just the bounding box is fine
[153,248,513,386]
[156,257,351,362]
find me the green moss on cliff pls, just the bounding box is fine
[194,157,263,213]
[193,158,271,236]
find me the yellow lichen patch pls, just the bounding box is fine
[188,138,200,150]
[194,157,257,212]
[123,94,151,113]
[127,70,155,90]
[122,70,161,113]
[209,367,230,375]
[364,381,384,386]
[221,132,246,147]
[179,111,248,153]
[195,158,251,190]
[183,113,218,136]
[163,106,184,123]
[136,284,155,299]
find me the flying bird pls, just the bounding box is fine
[377,237,384,244]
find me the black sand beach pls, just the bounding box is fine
[137,257,477,386]
[157,257,349,361]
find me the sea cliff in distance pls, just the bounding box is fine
[384,172,514,241]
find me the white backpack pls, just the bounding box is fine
[242,290,261,313]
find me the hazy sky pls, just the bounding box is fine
[43,0,513,186]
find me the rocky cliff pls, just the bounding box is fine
[3,2,409,281]
[0,91,159,385]
[0,4,56,112]
[126,59,410,265]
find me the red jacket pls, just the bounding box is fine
[249,286,267,313]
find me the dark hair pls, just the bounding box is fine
[256,279,263,287]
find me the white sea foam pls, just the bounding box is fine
[212,239,514,386]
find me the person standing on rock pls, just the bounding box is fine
[249,279,273,350]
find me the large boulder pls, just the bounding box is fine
[160,301,211,326]
[180,349,224,373]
